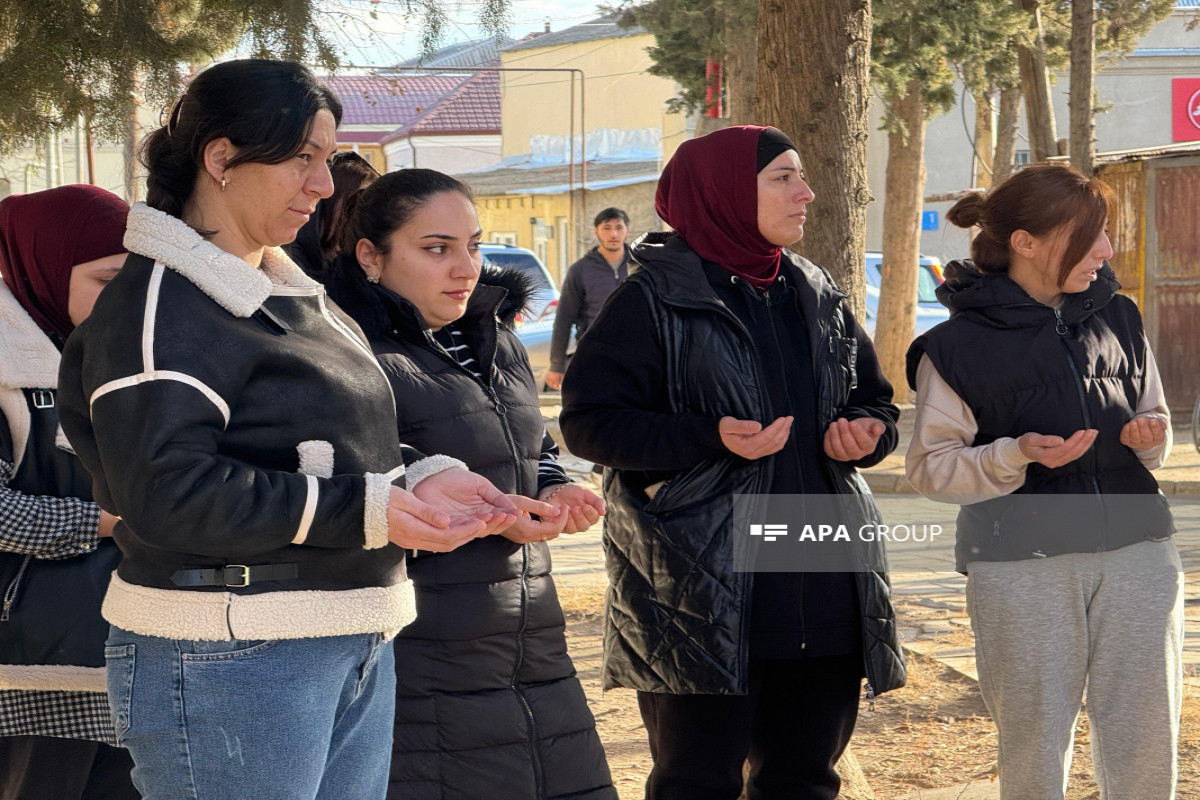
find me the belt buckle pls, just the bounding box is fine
[31,390,55,409]
[222,565,250,587]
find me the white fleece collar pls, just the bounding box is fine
[0,280,60,389]
[123,202,317,318]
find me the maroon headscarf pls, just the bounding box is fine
[0,185,129,339]
[655,125,794,289]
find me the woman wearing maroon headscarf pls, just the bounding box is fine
[560,126,906,799]
[0,185,138,799]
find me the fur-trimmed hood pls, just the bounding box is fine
[327,264,538,341]
[123,202,317,318]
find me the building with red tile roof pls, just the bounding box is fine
[321,53,502,174]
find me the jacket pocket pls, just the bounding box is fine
[104,644,136,744]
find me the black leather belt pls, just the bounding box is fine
[170,563,299,588]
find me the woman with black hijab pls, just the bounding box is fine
[560,125,905,800]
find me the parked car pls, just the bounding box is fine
[862,251,948,340]
[479,243,558,387]
[479,243,558,321]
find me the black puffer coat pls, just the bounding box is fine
[560,233,906,700]
[328,267,615,800]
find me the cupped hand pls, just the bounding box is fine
[1017,429,1097,468]
[499,494,565,544]
[823,417,886,462]
[541,483,606,534]
[719,416,792,460]
[385,486,485,552]
[545,371,565,390]
[1119,416,1166,450]
[413,468,521,536]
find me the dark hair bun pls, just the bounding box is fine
[946,192,985,229]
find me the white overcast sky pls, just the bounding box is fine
[314,0,610,69]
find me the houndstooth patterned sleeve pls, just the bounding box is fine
[0,460,102,560]
[536,429,570,493]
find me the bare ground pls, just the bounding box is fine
[560,588,1200,800]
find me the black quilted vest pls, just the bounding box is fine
[602,234,905,697]
[0,389,120,669]
[907,261,1173,571]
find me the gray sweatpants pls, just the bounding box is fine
[966,538,1185,800]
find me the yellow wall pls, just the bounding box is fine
[499,34,684,161]
[477,193,573,282]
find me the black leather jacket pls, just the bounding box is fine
[57,204,436,643]
[561,233,906,698]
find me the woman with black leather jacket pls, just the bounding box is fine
[905,163,1180,800]
[56,61,520,800]
[559,125,905,800]
[0,185,137,799]
[325,168,615,800]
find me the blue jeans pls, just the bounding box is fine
[105,627,396,800]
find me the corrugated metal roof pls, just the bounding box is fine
[396,38,512,70]
[457,159,659,195]
[502,15,646,53]
[1176,0,1199,8]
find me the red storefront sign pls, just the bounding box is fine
[1173,78,1200,143]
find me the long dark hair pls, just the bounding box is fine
[325,169,474,337]
[947,163,1114,287]
[320,152,380,258]
[141,59,343,220]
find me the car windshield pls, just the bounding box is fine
[917,264,940,304]
[482,252,554,293]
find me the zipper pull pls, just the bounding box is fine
[1053,308,1068,336]
[865,682,876,712]
[1,598,11,622]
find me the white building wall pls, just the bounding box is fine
[865,7,1200,264]
[382,134,501,173]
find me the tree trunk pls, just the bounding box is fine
[875,81,927,397]
[122,76,143,203]
[1069,0,1096,177]
[973,89,994,189]
[993,86,1021,182]
[725,0,759,126]
[755,0,872,316]
[1015,0,1057,162]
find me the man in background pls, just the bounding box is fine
[546,207,631,390]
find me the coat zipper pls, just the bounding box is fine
[1,555,33,622]
[1053,309,1104,551]
[511,543,545,798]
[424,317,543,796]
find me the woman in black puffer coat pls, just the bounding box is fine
[326,168,615,800]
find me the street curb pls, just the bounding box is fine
[861,471,1195,496]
